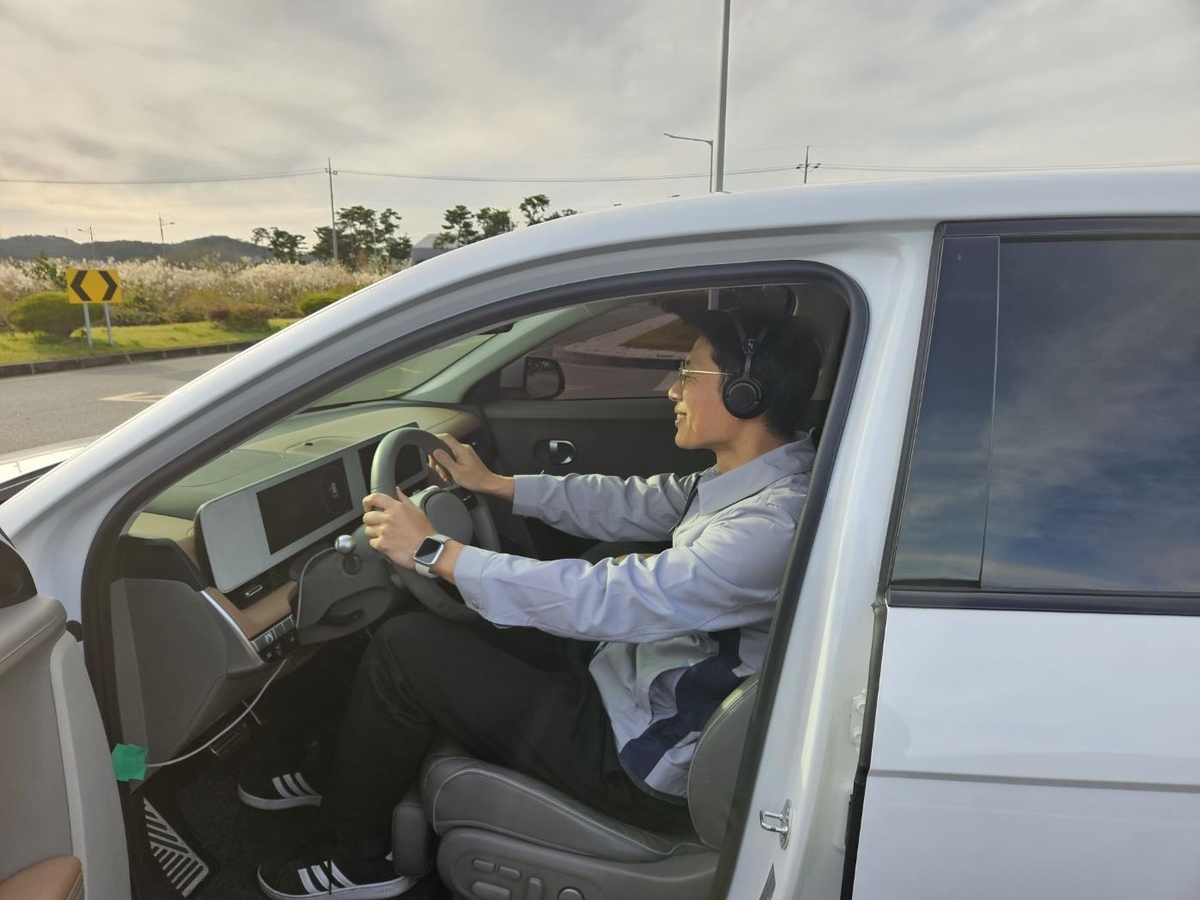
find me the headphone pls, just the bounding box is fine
[721,293,798,420]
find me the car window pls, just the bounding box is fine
[311,333,493,407]
[891,236,998,586]
[893,230,1200,595]
[983,236,1200,593]
[522,298,690,400]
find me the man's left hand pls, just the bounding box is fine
[362,490,435,570]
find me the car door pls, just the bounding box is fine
[851,222,1200,899]
[0,532,130,900]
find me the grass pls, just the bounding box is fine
[0,319,297,366]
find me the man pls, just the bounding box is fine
[253,308,820,899]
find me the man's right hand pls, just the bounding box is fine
[431,434,515,501]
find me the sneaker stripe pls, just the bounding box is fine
[297,867,320,895]
[295,772,317,796]
[311,864,331,890]
[272,776,295,799]
[329,862,355,889]
[282,773,302,796]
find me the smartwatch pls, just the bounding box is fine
[413,534,453,578]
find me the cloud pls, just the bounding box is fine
[1,0,1198,244]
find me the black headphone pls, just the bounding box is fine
[721,293,798,420]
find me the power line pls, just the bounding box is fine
[0,169,326,186]
[335,164,797,183]
[0,157,1197,189]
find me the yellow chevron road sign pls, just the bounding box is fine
[66,268,123,305]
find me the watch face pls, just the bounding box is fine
[415,536,443,563]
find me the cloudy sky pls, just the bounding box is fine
[2,0,1198,247]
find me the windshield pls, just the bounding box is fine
[309,333,493,407]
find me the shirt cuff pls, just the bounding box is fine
[511,474,546,518]
[452,544,493,612]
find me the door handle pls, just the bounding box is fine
[534,439,576,466]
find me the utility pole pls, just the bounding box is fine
[158,215,175,259]
[798,145,821,184]
[326,158,339,263]
[713,0,732,192]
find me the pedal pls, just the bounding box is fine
[207,718,252,761]
[144,799,212,897]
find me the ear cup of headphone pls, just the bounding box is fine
[723,375,767,419]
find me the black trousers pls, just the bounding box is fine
[322,610,691,859]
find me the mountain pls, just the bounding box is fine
[0,234,271,264]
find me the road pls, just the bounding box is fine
[0,354,237,455]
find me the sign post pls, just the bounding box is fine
[66,268,122,349]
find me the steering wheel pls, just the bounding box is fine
[367,428,500,625]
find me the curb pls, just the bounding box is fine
[0,340,260,380]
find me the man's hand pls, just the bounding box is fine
[429,434,514,501]
[362,490,436,570]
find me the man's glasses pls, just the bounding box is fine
[675,364,725,387]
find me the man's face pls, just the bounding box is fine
[667,337,740,451]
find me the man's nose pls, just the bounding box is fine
[667,379,681,401]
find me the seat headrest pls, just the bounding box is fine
[686,675,760,849]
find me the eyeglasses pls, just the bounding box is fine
[675,364,725,387]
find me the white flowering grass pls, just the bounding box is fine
[0,258,387,324]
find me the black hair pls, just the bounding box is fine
[687,309,821,439]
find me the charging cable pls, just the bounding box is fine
[146,541,343,769]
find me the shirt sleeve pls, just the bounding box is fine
[511,471,695,542]
[452,500,798,642]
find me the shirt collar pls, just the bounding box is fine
[695,436,815,516]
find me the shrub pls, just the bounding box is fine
[109,294,166,326]
[205,307,231,324]
[298,291,346,316]
[9,292,83,338]
[222,303,273,332]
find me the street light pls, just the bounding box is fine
[663,132,715,193]
[158,215,175,259]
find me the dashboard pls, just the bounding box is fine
[124,403,482,642]
[114,403,485,761]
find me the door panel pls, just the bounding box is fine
[0,545,130,899]
[481,398,712,557]
[854,606,1200,899]
[484,398,712,479]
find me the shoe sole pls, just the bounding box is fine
[256,870,416,900]
[237,784,322,811]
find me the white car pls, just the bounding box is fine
[2,171,1199,900]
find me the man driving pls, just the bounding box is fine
[253,307,820,900]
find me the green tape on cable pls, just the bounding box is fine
[112,743,147,782]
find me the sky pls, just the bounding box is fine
[2,0,1199,248]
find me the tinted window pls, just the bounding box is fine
[892,236,998,585]
[0,537,37,609]
[524,299,691,400]
[983,237,1200,593]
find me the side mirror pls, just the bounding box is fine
[523,356,565,400]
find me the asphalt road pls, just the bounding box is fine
[0,353,237,455]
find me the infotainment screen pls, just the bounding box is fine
[256,460,352,554]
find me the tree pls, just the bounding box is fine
[311,206,412,268]
[267,228,305,263]
[250,227,271,247]
[476,207,516,239]
[311,225,343,263]
[519,194,578,225]
[435,205,480,248]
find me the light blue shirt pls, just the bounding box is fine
[453,437,814,798]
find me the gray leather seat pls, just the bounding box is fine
[396,676,760,900]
